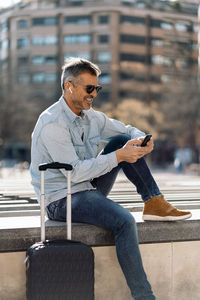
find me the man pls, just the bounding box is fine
[30,57,191,300]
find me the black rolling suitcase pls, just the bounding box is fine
[26,162,94,300]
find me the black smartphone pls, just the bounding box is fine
[141,134,152,147]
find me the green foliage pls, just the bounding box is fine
[170,1,181,11]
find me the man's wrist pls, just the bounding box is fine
[116,149,123,163]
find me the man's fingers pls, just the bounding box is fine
[127,139,141,146]
[146,139,154,149]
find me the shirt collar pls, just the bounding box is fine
[60,96,86,122]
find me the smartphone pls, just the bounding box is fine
[141,134,152,147]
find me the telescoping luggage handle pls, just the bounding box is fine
[39,162,73,242]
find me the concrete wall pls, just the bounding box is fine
[0,241,200,300]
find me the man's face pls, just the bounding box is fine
[64,72,100,115]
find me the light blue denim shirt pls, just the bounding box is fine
[30,97,145,207]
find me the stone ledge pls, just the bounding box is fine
[0,209,200,252]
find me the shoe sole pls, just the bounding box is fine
[142,213,192,221]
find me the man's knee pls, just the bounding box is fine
[102,134,131,154]
[124,213,136,228]
[115,212,137,235]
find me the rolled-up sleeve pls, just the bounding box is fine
[41,123,118,183]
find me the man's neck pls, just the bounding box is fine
[62,95,84,118]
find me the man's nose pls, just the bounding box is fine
[90,89,97,98]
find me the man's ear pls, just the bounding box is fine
[63,81,71,93]
[64,81,69,90]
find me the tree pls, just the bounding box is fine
[0,77,40,163]
[160,79,200,149]
[100,98,163,138]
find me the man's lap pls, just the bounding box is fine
[46,189,134,232]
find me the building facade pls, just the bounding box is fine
[0,0,198,107]
[0,0,199,163]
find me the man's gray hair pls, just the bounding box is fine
[61,57,101,92]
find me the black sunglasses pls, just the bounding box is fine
[78,83,102,94]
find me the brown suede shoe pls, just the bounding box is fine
[143,195,192,221]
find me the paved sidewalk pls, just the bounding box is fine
[1,167,200,193]
[0,168,200,216]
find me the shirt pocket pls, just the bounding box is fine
[89,135,100,156]
[74,144,85,160]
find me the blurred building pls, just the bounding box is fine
[0,0,198,108]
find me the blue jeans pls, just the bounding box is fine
[47,134,160,300]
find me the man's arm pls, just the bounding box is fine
[95,110,146,140]
[116,138,154,163]
[93,110,154,162]
[40,123,118,183]
[40,120,153,183]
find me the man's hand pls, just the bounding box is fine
[115,137,154,164]
[139,136,154,155]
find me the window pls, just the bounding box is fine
[18,56,29,65]
[32,36,58,46]
[161,75,171,83]
[163,40,173,48]
[175,23,187,32]
[64,52,91,60]
[175,58,187,68]
[120,72,145,82]
[32,55,57,64]
[98,15,109,24]
[122,1,133,6]
[161,22,173,30]
[151,55,172,66]
[32,72,57,83]
[17,37,28,49]
[99,73,111,84]
[1,39,9,49]
[120,72,134,80]
[98,35,110,43]
[65,15,91,25]
[193,24,198,33]
[46,56,57,64]
[1,59,8,70]
[68,1,83,6]
[32,17,58,26]
[134,2,146,8]
[120,53,145,63]
[120,90,144,100]
[32,37,43,46]
[18,74,30,84]
[97,52,111,62]
[150,19,162,28]
[32,73,45,83]
[120,34,145,44]
[98,91,110,102]
[163,57,172,66]
[45,73,57,82]
[151,38,163,47]
[32,56,45,64]
[45,36,58,45]
[0,21,9,33]
[149,93,161,101]
[18,19,28,29]
[120,15,145,26]
[64,34,91,44]
[150,74,161,83]
[192,42,198,51]
[151,55,163,65]
[177,41,190,50]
